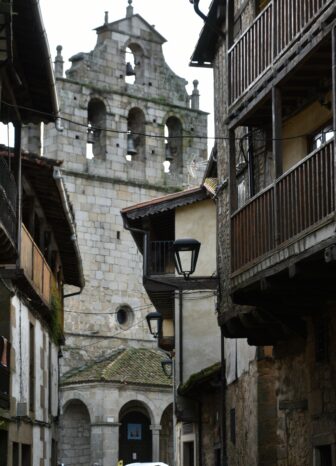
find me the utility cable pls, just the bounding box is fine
[1,100,335,143]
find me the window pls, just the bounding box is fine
[116,305,134,330]
[310,122,334,152]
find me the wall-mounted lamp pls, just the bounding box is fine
[173,238,200,279]
[146,310,162,338]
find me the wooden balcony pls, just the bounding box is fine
[231,139,335,282]
[228,0,333,105]
[19,224,62,317]
[0,157,17,262]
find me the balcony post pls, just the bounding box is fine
[226,0,234,104]
[229,129,238,213]
[332,26,336,211]
[13,124,22,266]
[272,87,282,245]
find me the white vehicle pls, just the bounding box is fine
[125,463,169,466]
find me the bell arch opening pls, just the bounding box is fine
[87,98,106,160]
[164,116,183,174]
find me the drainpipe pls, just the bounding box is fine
[53,168,85,296]
[220,327,227,466]
[122,216,149,277]
[178,290,183,385]
[189,0,225,38]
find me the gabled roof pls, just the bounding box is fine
[1,0,59,124]
[121,186,209,221]
[95,13,167,45]
[21,153,84,289]
[61,347,172,388]
[0,149,84,289]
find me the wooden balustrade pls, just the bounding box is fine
[21,224,53,306]
[229,3,272,104]
[232,185,275,271]
[277,142,334,243]
[276,0,331,55]
[231,140,335,272]
[228,0,332,104]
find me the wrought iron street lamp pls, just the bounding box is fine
[146,310,162,338]
[173,238,201,279]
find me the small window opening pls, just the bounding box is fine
[0,122,14,148]
[116,305,134,330]
[117,231,121,240]
[314,445,332,466]
[310,122,334,152]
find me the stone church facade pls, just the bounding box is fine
[40,2,208,465]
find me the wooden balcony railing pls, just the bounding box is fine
[148,240,175,275]
[228,0,332,104]
[0,157,17,244]
[229,3,273,104]
[21,224,53,306]
[231,140,335,272]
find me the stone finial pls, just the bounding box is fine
[54,45,64,78]
[126,0,134,17]
[191,79,200,110]
[104,11,109,24]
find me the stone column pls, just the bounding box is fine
[91,422,120,466]
[150,424,162,461]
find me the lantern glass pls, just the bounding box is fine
[173,238,201,279]
[146,311,162,338]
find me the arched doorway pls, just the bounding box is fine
[119,402,152,464]
[59,399,91,466]
[160,403,174,466]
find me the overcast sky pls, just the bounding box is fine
[39,0,215,149]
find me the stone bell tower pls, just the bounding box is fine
[42,2,208,465]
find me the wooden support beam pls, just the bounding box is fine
[272,87,282,178]
[332,27,336,214]
[229,129,237,213]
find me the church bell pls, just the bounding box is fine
[126,62,136,76]
[127,132,137,156]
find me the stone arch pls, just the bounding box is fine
[118,400,153,464]
[124,42,145,85]
[160,403,174,466]
[87,97,106,159]
[164,115,183,174]
[127,107,146,161]
[58,398,91,466]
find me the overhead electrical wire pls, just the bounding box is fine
[1,100,334,143]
